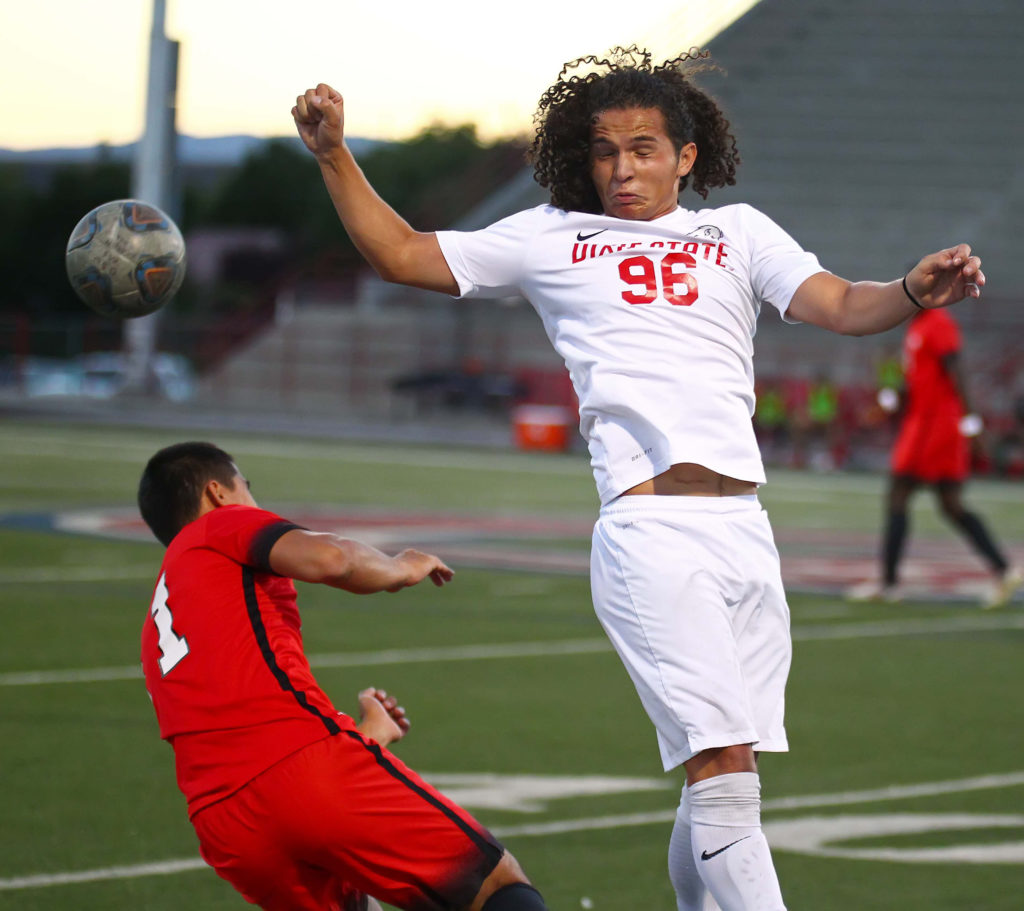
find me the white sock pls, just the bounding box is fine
[687,772,786,911]
[669,785,721,911]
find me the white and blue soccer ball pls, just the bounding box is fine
[65,199,186,319]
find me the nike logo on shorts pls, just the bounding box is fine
[700,835,752,860]
[576,229,607,241]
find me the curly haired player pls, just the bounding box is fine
[294,46,985,911]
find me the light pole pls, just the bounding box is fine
[124,0,180,394]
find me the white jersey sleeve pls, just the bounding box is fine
[738,204,824,322]
[437,209,538,299]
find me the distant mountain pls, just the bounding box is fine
[0,134,386,166]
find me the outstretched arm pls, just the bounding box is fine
[268,528,454,594]
[787,244,984,336]
[292,83,459,294]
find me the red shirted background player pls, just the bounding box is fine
[137,442,549,911]
[891,308,968,481]
[850,309,1022,606]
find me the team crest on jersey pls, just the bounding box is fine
[688,225,724,241]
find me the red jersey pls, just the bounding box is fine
[902,308,962,417]
[891,308,968,481]
[141,505,357,817]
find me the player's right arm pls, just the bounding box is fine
[292,83,459,295]
[268,527,454,594]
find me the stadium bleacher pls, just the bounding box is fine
[200,0,1024,467]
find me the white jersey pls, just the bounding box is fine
[437,203,824,503]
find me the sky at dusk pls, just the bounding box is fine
[1,0,758,150]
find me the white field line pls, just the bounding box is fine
[790,613,1024,641]
[6,431,1019,500]
[3,613,1023,688]
[760,771,1024,812]
[8,424,1024,512]
[0,639,613,687]
[0,434,588,477]
[2,771,1022,892]
[0,859,208,891]
[496,771,1024,838]
[0,566,155,584]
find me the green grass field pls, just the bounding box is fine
[1,418,1022,910]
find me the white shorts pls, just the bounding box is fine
[591,495,791,772]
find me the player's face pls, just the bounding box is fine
[589,107,696,221]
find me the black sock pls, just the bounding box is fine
[952,510,1008,573]
[882,511,908,586]
[481,883,549,910]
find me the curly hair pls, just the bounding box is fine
[528,46,740,213]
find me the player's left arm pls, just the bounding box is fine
[268,528,454,593]
[942,352,971,409]
[941,351,985,438]
[787,244,984,336]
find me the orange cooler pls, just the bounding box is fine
[512,405,574,452]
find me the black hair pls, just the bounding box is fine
[137,442,239,546]
[529,45,740,213]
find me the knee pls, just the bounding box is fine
[687,770,763,828]
[479,882,548,910]
[938,498,965,522]
[684,744,757,784]
[473,853,548,911]
[935,485,965,521]
[886,477,914,511]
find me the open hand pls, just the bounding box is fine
[387,549,455,591]
[906,244,985,309]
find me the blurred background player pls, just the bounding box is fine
[849,307,1023,607]
[138,442,549,911]
[293,47,986,911]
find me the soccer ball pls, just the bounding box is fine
[65,199,186,319]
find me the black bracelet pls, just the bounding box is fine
[902,275,925,310]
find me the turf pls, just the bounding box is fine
[1,418,1022,910]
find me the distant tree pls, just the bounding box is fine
[361,124,528,228]
[199,139,325,236]
[0,126,528,319]
[362,124,484,226]
[197,124,527,284]
[0,158,130,316]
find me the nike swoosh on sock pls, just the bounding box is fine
[700,835,753,860]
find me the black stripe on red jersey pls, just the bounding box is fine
[248,521,303,573]
[342,728,504,873]
[242,567,341,735]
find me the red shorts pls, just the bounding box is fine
[191,731,504,911]
[891,411,967,482]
